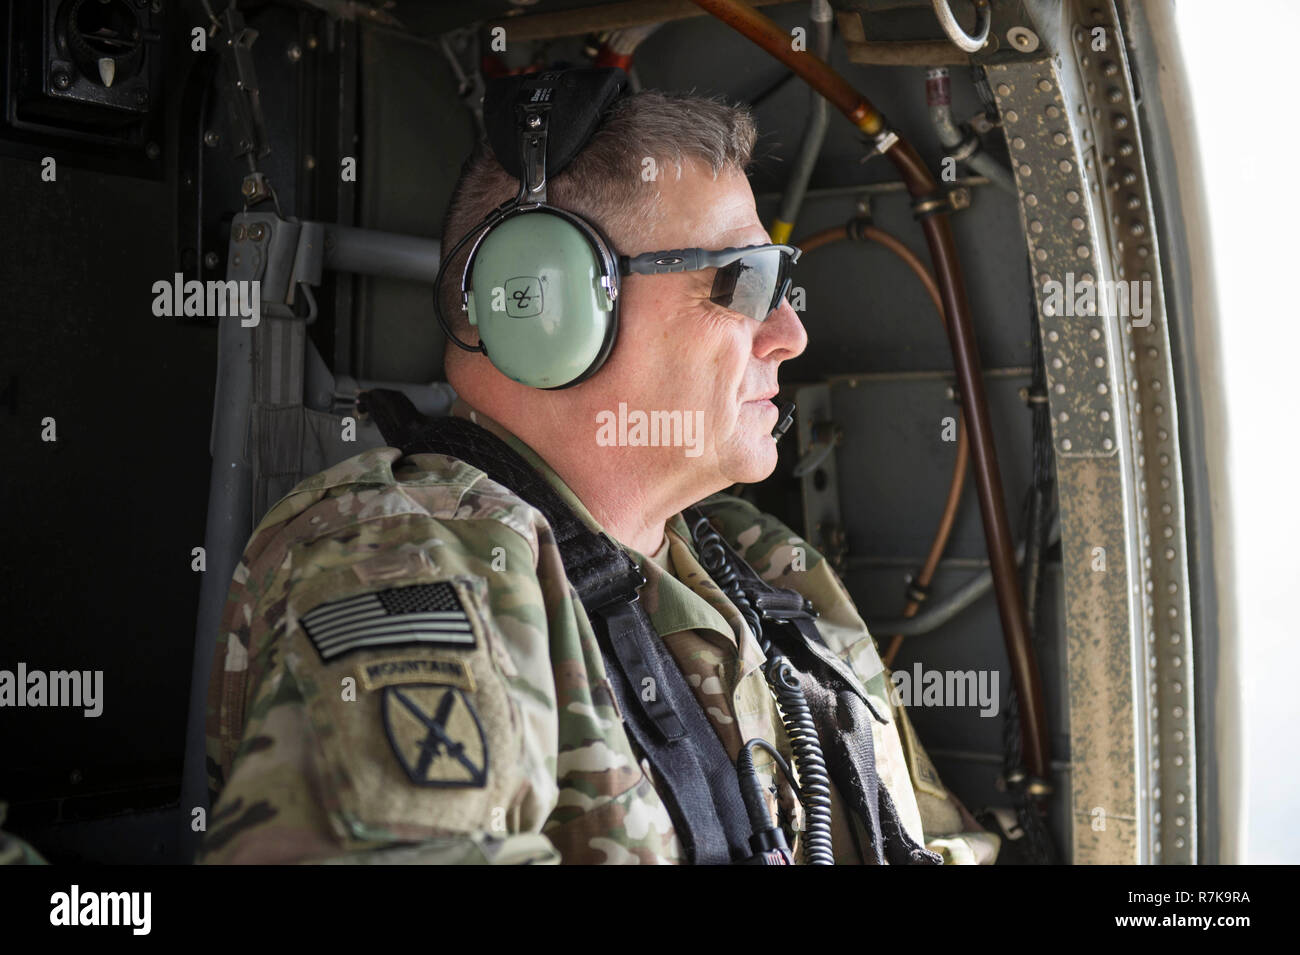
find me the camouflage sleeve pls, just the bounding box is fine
[695,491,1000,864]
[201,484,563,864]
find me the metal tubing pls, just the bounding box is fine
[772,0,833,243]
[926,67,1016,194]
[323,223,442,284]
[872,521,1061,638]
[180,313,256,861]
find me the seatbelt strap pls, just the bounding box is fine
[357,388,753,864]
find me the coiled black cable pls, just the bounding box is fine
[764,657,835,865]
[689,513,836,865]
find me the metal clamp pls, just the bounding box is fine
[860,127,899,161]
[519,106,550,201]
[946,131,981,164]
[912,189,970,218]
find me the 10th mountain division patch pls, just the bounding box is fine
[381,684,489,787]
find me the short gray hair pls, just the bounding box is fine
[437,89,758,344]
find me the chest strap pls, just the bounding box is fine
[358,388,753,864]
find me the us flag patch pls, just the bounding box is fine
[300,582,477,662]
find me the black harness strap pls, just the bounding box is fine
[596,600,754,864]
[358,389,752,864]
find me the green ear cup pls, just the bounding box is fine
[464,209,618,389]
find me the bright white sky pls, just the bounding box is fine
[1174,0,1300,862]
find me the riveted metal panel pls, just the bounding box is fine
[989,67,1118,458]
[984,0,1197,864]
[1073,0,1198,865]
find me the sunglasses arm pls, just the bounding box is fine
[619,249,707,275]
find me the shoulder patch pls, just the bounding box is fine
[301,582,476,662]
[382,684,489,787]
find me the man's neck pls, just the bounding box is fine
[544,448,693,555]
[456,398,716,555]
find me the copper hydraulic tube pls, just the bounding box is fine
[794,222,971,672]
[692,0,1051,787]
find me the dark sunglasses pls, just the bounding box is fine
[619,243,801,322]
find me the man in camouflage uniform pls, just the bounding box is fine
[202,90,997,865]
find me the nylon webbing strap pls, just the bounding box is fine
[599,601,686,741]
[597,601,754,864]
[358,388,753,864]
[251,315,308,524]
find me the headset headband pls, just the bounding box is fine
[483,68,629,186]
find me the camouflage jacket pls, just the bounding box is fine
[201,402,997,864]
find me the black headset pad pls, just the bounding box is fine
[484,67,628,180]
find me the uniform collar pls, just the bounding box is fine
[450,397,607,536]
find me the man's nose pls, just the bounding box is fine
[754,296,808,361]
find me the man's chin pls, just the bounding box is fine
[719,436,779,486]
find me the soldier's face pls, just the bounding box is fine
[610,160,808,486]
